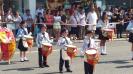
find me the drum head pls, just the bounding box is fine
[103,29,113,31]
[85,50,97,55]
[65,45,76,48]
[24,35,33,39]
[42,43,52,46]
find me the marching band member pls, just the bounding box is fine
[57,28,73,73]
[36,24,52,68]
[82,30,98,74]
[126,17,133,60]
[0,25,16,64]
[17,21,29,62]
[97,12,110,55]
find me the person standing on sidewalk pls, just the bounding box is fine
[86,3,98,36]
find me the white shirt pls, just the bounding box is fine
[36,8,44,15]
[6,15,13,22]
[23,14,33,27]
[54,16,61,23]
[57,36,72,50]
[97,19,109,29]
[36,32,51,48]
[79,13,86,26]
[86,11,98,25]
[70,15,78,27]
[13,16,22,28]
[126,20,133,32]
[82,37,97,53]
[57,36,73,60]
[17,27,28,38]
[82,37,98,62]
[106,11,112,20]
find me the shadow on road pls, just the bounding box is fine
[38,71,69,74]
[2,67,38,71]
[38,72,60,74]
[98,60,130,64]
[116,65,133,68]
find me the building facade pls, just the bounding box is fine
[1,0,106,17]
[106,0,132,8]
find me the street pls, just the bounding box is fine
[0,40,133,74]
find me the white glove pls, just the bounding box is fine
[28,32,32,36]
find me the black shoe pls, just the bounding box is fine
[101,53,107,55]
[66,69,72,72]
[24,59,29,61]
[44,64,49,67]
[39,66,44,68]
[59,71,63,73]
[20,60,24,62]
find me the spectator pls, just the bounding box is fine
[53,10,62,42]
[23,9,33,33]
[69,9,80,39]
[13,11,22,35]
[5,9,15,33]
[35,12,45,37]
[44,9,54,37]
[86,3,98,34]
[78,7,86,39]
[36,6,44,15]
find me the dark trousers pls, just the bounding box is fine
[84,62,94,74]
[59,50,70,71]
[70,27,79,38]
[116,24,123,38]
[38,48,47,67]
[78,26,85,39]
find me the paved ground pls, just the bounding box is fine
[0,39,133,74]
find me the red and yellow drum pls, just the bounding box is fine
[85,48,99,65]
[65,45,77,59]
[42,43,52,57]
[0,28,16,62]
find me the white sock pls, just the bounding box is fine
[100,46,103,53]
[103,46,107,54]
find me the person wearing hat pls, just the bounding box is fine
[82,30,98,74]
[57,28,73,73]
[36,24,52,68]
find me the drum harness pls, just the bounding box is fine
[42,32,51,43]
[63,36,69,51]
[87,38,91,49]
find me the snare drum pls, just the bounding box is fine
[42,43,52,57]
[85,49,99,65]
[24,35,33,48]
[65,45,77,59]
[103,29,114,39]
